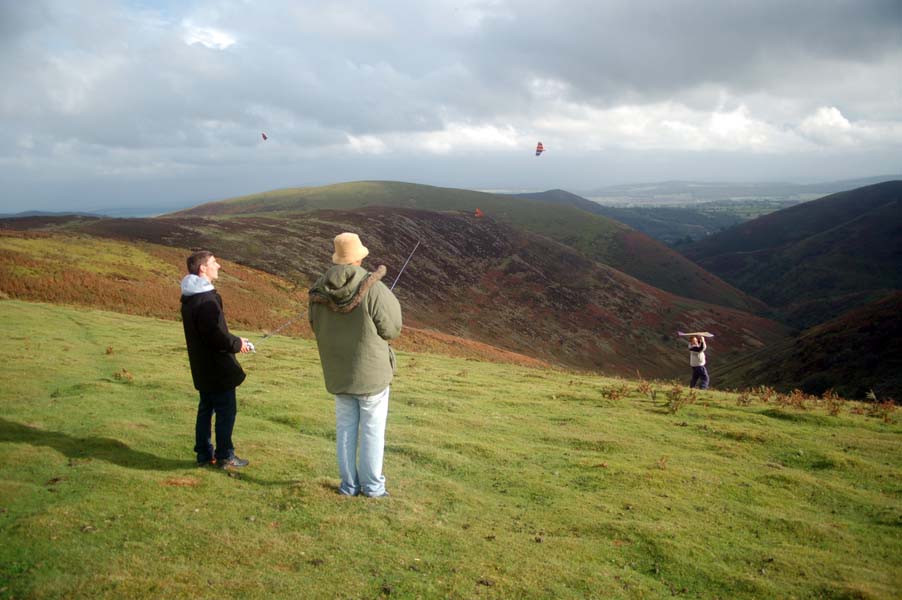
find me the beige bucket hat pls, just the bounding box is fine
[332,232,369,265]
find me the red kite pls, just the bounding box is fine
[261,132,268,141]
[474,208,484,218]
[535,141,544,156]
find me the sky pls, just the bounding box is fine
[2,0,901,213]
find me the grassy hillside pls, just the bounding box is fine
[0,230,305,332]
[681,181,902,328]
[1,300,900,599]
[1,213,787,379]
[165,181,765,314]
[718,292,902,400]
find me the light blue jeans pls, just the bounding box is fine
[335,386,389,497]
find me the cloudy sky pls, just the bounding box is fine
[2,0,901,213]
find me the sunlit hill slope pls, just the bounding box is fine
[171,181,766,315]
[1,206,787,379]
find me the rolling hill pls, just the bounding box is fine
[169,181,767,315]
[681,181,902,328]
[0,230,547,368]
[717,292,902,399]
[514,189,746,248]
[0,209,787,379]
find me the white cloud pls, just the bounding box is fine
[411,123,520,154]
[182,22,236,50]
[534,102,805,153]
[346,134,388,154]
[799,106,855,145]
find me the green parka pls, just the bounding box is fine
[308,264,402,395]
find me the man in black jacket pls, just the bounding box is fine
[181,250,251,468]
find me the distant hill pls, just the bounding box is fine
[167,181,766,314]
[717,292,902,400]
[580,175,902,205]
[0,209,787,378]
[681,181,902,328]
[0,210,99,218]
[513,189,745,246]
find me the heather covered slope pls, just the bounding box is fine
[167,181,766,314]
[717,292,902,400]
[0,230,547,368]
[2,210,787,379]
[681,181,902,328]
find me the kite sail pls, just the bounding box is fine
[535,141,544,156]
[261,132,268,141]
[677,331,715,338]
[474,208,484,218]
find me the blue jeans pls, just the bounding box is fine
[690,366,710,390]
[335,387,390,497]
[194,388,237,462]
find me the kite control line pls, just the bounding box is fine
[253,311,307,349]
[253,242,418,350]
[390,241,420,291]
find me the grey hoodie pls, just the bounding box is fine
[180,274,215,296]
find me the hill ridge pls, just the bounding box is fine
[167,180,766,314]
[681,180,902,328]
[0,212,788,379]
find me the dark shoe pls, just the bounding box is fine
[196,456,215,467]
[217,455,249,469]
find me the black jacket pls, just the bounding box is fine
[181,290,246,392]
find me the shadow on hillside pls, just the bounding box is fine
[0,418,302,486]
[0,418,193,471]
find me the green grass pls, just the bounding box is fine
[1,300,900,599]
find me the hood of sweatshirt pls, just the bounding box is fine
[309,264,388,313]
[180,274,215,297]
[310,265,368,305]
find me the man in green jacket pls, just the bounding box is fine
[309,233,402,497]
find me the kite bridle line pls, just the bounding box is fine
[390,240,420,291]
[252,241,419,348]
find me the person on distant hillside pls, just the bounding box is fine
[309,233,402,498]
[180,250,252,469]
[688,335,709,390]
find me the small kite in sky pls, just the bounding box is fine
[535,141,544,156]
[474,208,485,218]
[261,132,268,141]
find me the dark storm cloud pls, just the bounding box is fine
[464,0,902,108]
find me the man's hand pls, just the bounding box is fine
[240,338,251,353]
